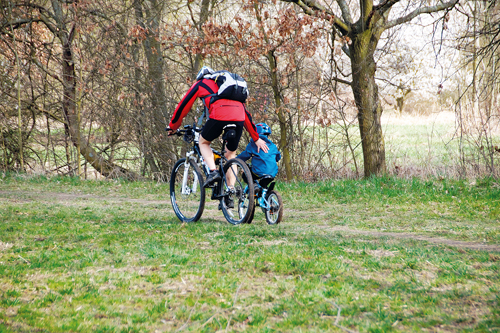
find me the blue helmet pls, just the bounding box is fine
[195,66,214,81]
[256,123,271,136]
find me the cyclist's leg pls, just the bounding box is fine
[199,135,216,170]
[225,149,237,187]
[224,122,244,187]
[201,119,227,171]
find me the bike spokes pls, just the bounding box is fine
[221,158,254,225]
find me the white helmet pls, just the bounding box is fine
[196,66,214,81]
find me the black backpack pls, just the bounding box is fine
[202,70,249,103]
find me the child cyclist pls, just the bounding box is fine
[237,123,281,197]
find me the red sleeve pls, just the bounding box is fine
[243,106,260,142]
[168,80,216,130]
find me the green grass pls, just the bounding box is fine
[0,174,499,332]
[382,111,500,176]
[383,115,459,165]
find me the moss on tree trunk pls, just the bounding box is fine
[350,29,386,177]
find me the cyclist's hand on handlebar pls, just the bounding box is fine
[166,126,175,136]
[255,138,269,153]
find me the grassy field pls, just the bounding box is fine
[382,111,499,178]
[383,111,459,169]
[0,174,499,332]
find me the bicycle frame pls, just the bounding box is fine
[249,180,275,209]
[174,124,232,202]
[170,123,256,224]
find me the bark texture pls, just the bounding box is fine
[350,29,386,177]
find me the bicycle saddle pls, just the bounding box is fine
[257,175,274,188]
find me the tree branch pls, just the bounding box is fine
[332,76,352,86]
[359,0,374,31]
[281,0,351,35]
[336,0,353,24]
[384,0,459,30]
[38,11,58,35]
[31,55,62,83]
[374,0,401,15]
[85,8,127,36]
[0,18,42,31]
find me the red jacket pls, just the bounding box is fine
[169,79,259,141]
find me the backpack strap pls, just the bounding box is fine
[197,109,205,127]
[200,92,217,121]
[197,81,217,125]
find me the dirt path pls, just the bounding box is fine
[2,190,499,252]
[315,225,500,252]
[0,190,169,205]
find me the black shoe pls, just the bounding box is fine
[218,197,234,210]
[204,170,220,188]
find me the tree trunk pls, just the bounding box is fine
[46,0,136,179]
[133,0,161,175]
[267,50,294,181]
[253,4,294,180]
[134,0,175,175]
[138,0,167,119]
[60,33,135,178]
[190,0,212,79]
[350,30,386,177]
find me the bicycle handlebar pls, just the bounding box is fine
[166,124,202,137]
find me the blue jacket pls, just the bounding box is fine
[237,135,281,178]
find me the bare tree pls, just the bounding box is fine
[281,0,458,177]
[454,0,500,176]
[1,0,136,178]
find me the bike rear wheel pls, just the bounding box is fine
[263,190,283,225]
[170,158,205,222]
[221,158,254,225]
[246,205,255,224]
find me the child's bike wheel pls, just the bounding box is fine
[262,190,283,225]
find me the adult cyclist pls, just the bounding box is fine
[166,66,269,188]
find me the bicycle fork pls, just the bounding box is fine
[181,156,199,195]
[244,186,275,211]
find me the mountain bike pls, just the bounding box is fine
[169,124,255,225]
[245,174,283,225]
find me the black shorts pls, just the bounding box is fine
[201,119,244,152]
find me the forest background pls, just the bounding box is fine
[1,0,499,181]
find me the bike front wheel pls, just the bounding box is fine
[170,158,205,223]
[263,190,283,225]
[221,158,254,225]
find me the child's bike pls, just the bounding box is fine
[169,124,255,225]
[246,174,283,225]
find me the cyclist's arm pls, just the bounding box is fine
[242,110,269,153]
[273,144,282,161]
[237,147,252,162]
[242,107,260,142]
[169,81,214,130]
